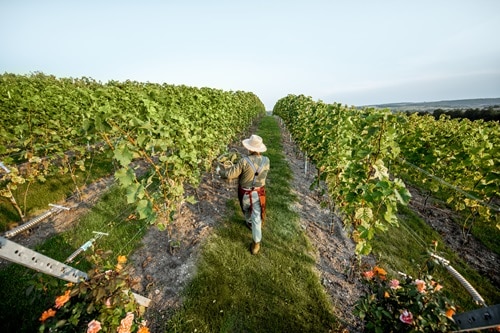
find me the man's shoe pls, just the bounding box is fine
[251,242,260,255]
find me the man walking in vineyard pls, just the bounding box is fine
[219,134,270,255]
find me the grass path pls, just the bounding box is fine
[164,116,340,332]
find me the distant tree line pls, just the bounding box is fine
[409,106,500,122]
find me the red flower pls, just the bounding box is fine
[399,309,413,324]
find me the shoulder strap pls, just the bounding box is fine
[244,156,265,187]
[244,156,265,175]
[256,156,266,174]
[244,156,256,174]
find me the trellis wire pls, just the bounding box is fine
[397,217,428,250]
[398,157,500,213]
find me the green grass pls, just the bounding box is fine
[371,204,500,312]
[0,151,114,232]
[431,189,500,256]
[399,178,500,257]
[0,185,150,333]
[459,214,500,256]
[164,116,340,332]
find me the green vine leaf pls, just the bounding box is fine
[114,143,133,167]
[136,199,154,220]
[355,207,373,224]
[114,168,135,187]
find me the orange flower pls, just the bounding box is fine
[55,290,71,309]
[363,270,375,279]
[117,312,134,333]
[39,308,56,322]
[445,308,455,319]
[384,291,390,298]
[373,266,387,276]
[138,327,150,333]
[117,255,127,264]
[414,279,426,293]
[434,283,443,291]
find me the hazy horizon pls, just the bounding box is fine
[1,1,499,110]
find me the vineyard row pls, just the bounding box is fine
[273,94,499,254]
[0,72,266,227]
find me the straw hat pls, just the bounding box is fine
[242,134,267,152]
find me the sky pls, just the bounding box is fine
[1,0,499,110]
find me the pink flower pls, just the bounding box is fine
[414,279,426,293]
[87,320,102,333]
[399,310,413,324]
[105,297,112,308]
[389,279,400,289]
[117,312,134,333]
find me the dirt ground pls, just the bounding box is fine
[3,117,498,332]
[405,186,500,287]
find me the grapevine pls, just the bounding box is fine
[0,73,265,228]
[273,94,499,255]
[273,95,411,255]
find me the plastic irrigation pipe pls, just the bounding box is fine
[431,253,487,307]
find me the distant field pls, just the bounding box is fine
[364,97,500,112]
